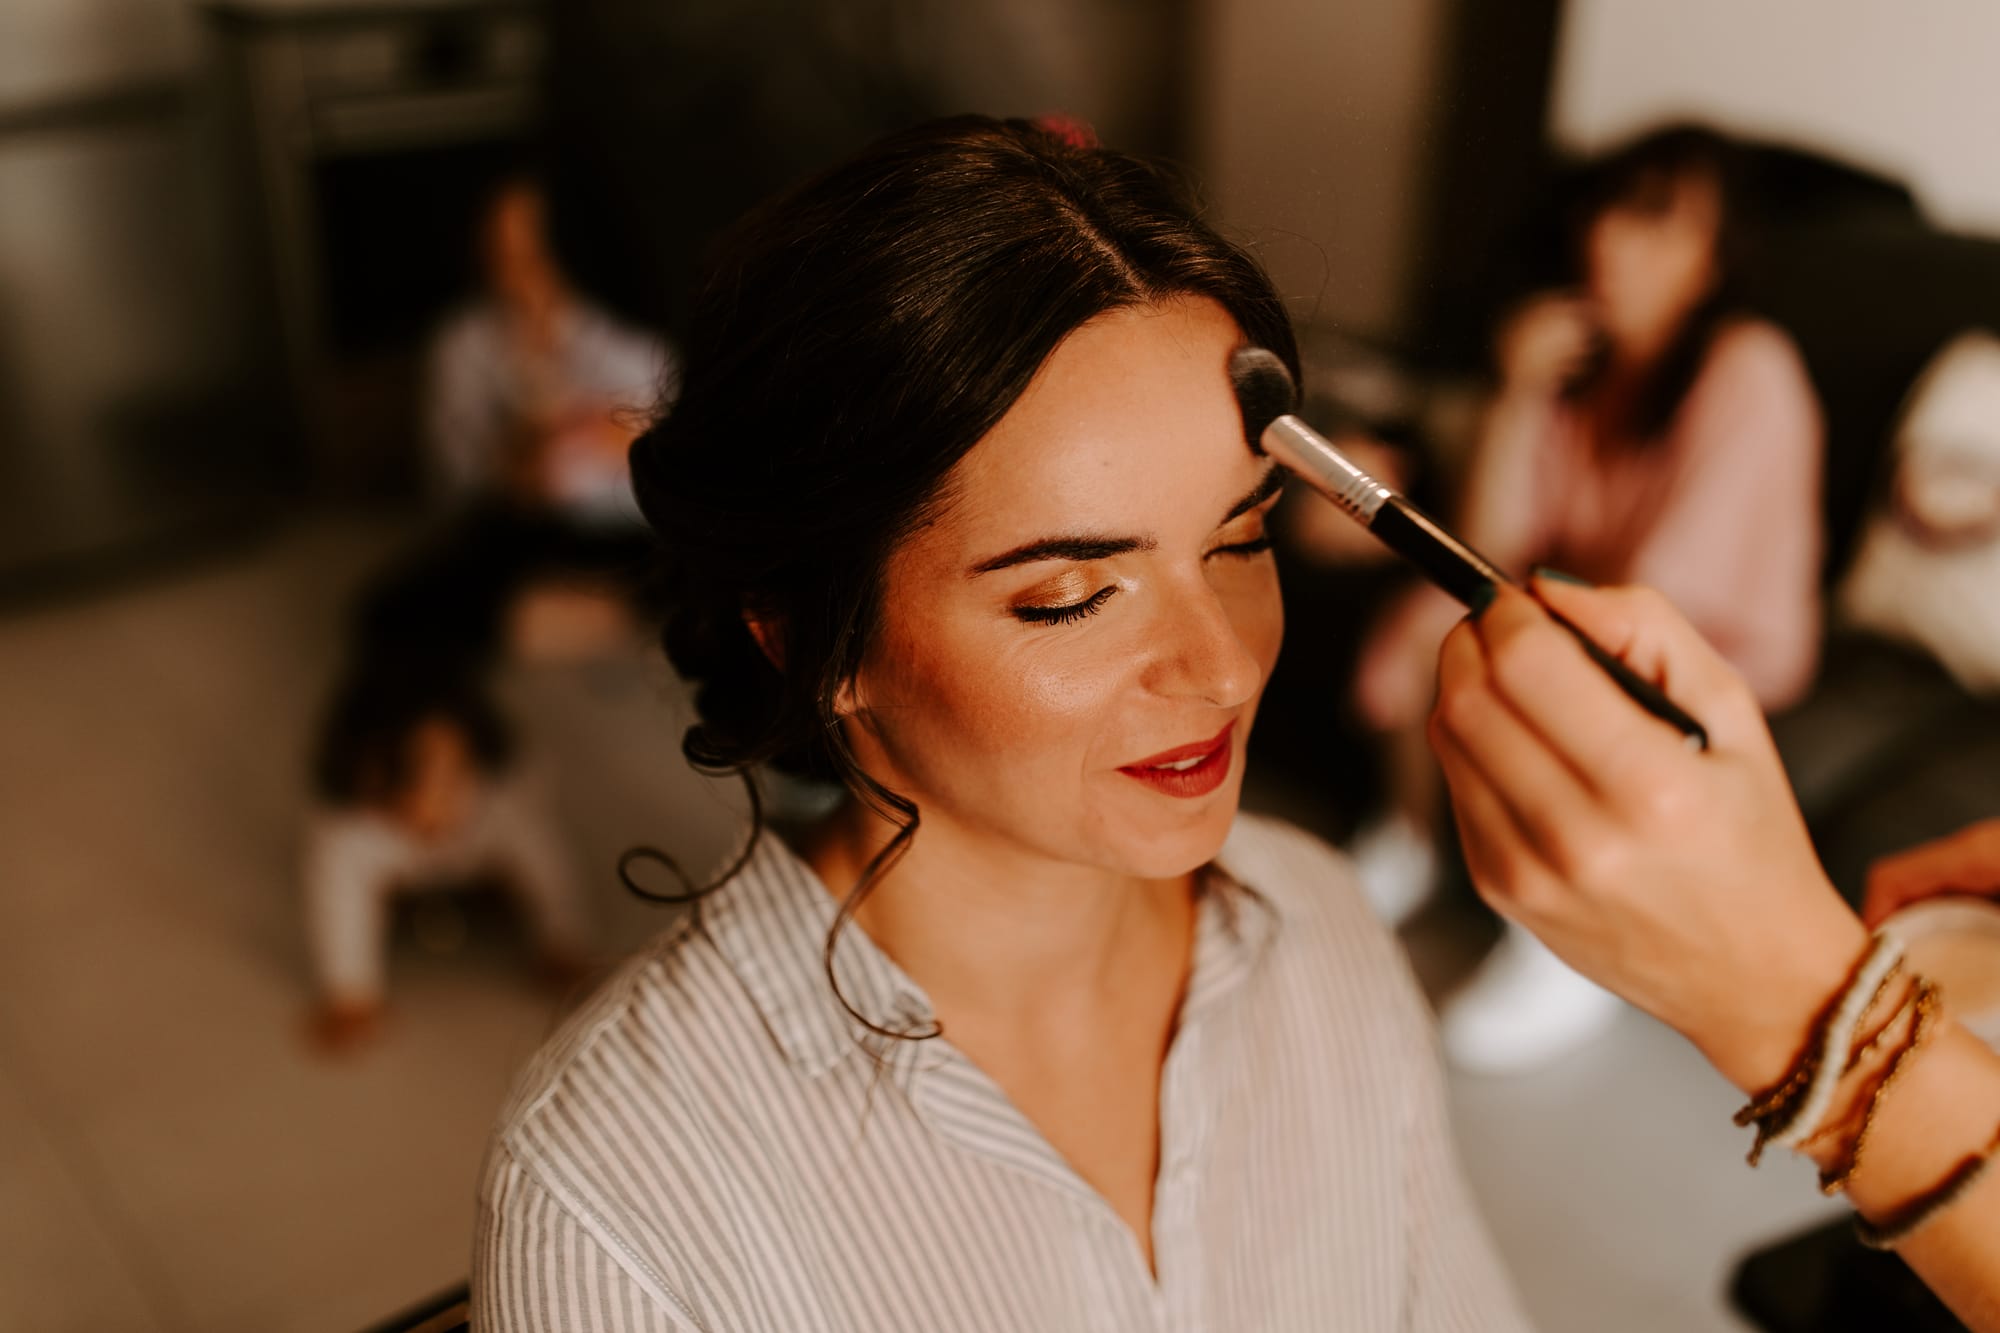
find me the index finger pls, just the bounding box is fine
[1530,578,1767,750]
[1468,586,1710,799]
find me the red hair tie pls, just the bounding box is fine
[1032,113,1097,150]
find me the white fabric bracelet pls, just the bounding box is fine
[1768,930,1907,1151]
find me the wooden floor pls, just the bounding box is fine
[0,513,1840,1333]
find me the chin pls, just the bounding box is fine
[1101,784,1244,880]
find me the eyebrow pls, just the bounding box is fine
[1224,466,1286,524]
[967,466,1284,577]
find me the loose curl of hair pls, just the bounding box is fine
[622,114,1299,1041]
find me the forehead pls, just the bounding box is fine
[928,297,1255,548]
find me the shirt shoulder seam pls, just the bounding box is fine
[496,1138,708,1329]
[509,913,702,1129]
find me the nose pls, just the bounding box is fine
[1141,576,1265,709]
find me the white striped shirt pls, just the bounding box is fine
[472,813,1532,1331]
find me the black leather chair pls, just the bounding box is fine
[1731,1217,1967,1332]
[362,1283,469,1333]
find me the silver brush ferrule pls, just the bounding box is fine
[1261,416,1391,522]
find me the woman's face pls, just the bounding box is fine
[1584,168,1722,356]
[841,296,1284,881]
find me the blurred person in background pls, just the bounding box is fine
[1352,125,1826,1072]
[414,172,675,661]
[302,660,593,1052]
[427,174,667,532]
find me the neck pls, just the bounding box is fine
[801,798,1198,1026]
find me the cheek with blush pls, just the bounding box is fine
[847,592,1132,823]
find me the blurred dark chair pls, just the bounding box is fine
[1730,1216,1966,1332]
[361,1282,469,1333]
[1744,143,2000,586]
[1743,141,2000,905]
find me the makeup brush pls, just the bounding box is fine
[1229,346,1708,751]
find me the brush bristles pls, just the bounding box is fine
[1228,348,1297,455]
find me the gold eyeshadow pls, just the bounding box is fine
[1013,570,1099,613]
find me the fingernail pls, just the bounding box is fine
[1532,565,1594,587]
[1467,581,1498,620]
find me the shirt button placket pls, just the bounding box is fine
[1153,1029,1211,1333]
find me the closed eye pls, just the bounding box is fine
[1208,533,1274,558]
[1206,487,1281,560]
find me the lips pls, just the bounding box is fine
[1117,722,1236,799]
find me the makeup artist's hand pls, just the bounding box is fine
[1863,818,2000,927]
[1429,578,1868,1094]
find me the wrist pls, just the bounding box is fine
[1702,913,1872,1095]
[1797,976,1923,1168]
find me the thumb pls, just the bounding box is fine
[1529,574,1766,750]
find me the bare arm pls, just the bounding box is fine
[1430,579,2000,1330]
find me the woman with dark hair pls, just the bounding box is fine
[472,116,1531,1330]
[1351,125,1827,1073]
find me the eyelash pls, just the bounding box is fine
[1014,586,1116,625]
[1010,537,1272,627]
[1210,535,1274,558]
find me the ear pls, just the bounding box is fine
[830,671,862,720]
[743,612,785,672]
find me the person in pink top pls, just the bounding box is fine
[1353,125,1827,1071]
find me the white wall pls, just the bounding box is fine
[1552,0,2000,237]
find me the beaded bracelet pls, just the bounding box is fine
[1799,973,1923,1153]
[1772,935,1910,1151]
[1735,932,1907,1165]
[1819,980,1943,1195]
[1854,1120,2000,1250]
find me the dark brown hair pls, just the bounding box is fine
[1566,123,1755,440]
[623,114,1298,1035]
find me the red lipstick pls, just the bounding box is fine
[1117,722,1235,799]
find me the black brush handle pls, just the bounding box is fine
[1370,497,1710,751]
[1370,496,1514,606]
[1543,607,1711,751]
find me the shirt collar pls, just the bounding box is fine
[699,818,1291,1078]
[698,831,932,1078]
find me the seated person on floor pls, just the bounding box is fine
[302,660,592,1052]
